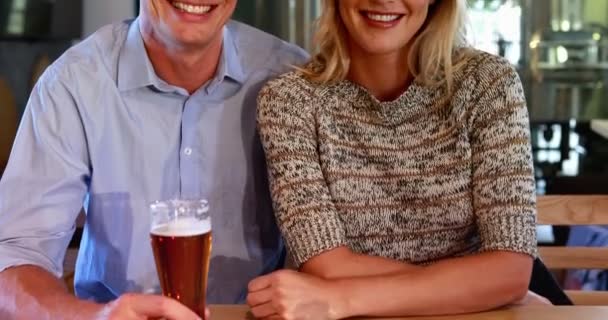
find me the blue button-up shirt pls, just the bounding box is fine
[0,18,308,303]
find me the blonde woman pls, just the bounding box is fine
[247,0,554,319]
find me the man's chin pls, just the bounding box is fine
[169,33,216,48]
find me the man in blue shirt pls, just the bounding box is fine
[0,0,308,318]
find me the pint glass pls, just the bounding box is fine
[150,199,212,317]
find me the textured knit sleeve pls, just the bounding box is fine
[468,60,537,257]
[257,76,347,267]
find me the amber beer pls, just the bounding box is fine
[150,200,211,317]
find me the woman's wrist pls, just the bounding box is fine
[326,279,354,319]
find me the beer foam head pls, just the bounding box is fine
[151,217,211,237]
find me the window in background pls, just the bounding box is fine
[6,0,27,35]
[466,0,523,66]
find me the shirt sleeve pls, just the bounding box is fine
[469,62,538,257]
[256,79,347,268]
[0,68,90,278]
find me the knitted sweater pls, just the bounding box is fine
[257,50,537,267]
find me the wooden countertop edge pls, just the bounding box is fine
[208,305,608,320]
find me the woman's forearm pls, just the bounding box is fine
[329,251,532,318]
[301,246,422,279]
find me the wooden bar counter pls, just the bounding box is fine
[209,305,608,320]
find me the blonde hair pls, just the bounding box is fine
[303,0,471,91]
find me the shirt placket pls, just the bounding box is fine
[179,96,202,199]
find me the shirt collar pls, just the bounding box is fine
[117,19,246,93]
[117,19,163,92]
[213,24,246,85]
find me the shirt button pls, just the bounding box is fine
[184,148,193,156]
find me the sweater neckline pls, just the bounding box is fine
[330,78,440,125]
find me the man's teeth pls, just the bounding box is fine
[366,13,401,22]
[172,2,212,14]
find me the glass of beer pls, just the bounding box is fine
[150,199,212,317]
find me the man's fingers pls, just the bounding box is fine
[128,294,201,320]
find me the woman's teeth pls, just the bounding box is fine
[366,13,401,22]
[171,2,212,14]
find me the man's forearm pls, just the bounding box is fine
[0,265,102,320]
[328,252,532,318]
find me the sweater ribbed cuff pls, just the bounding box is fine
[478,213,538,258]
[284,215,347,268]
